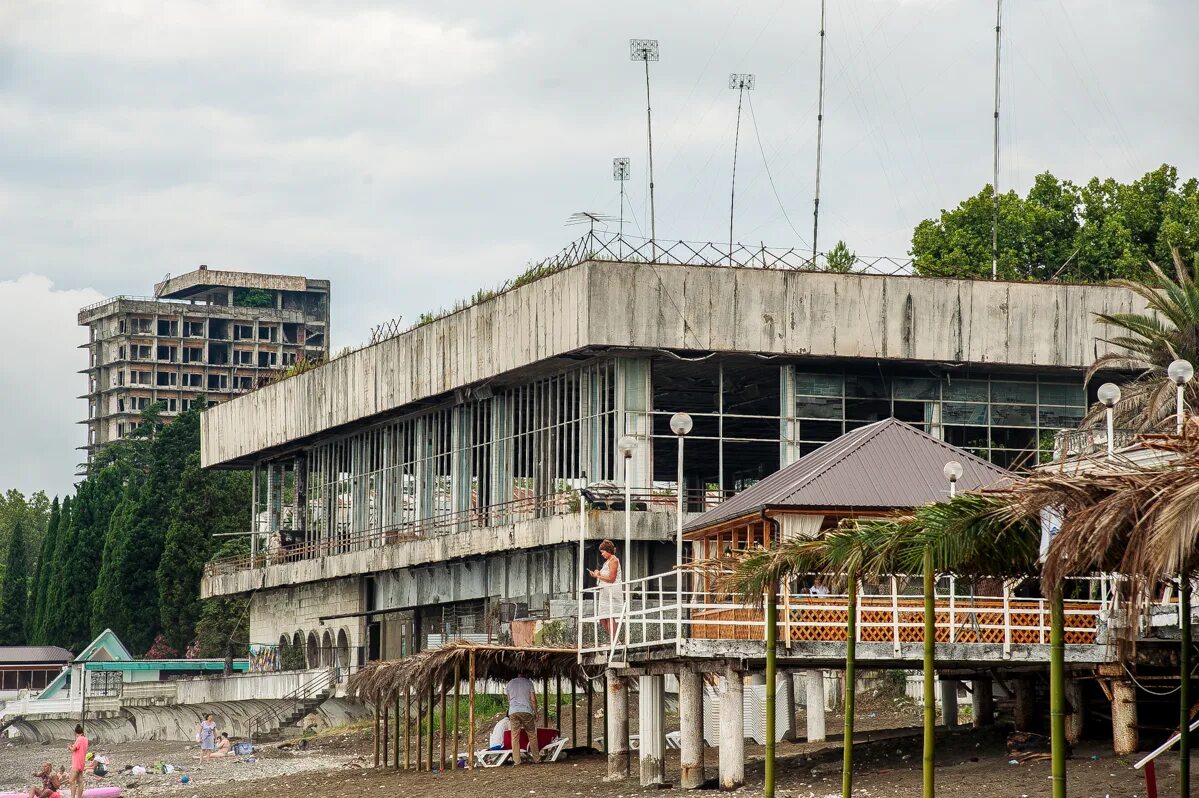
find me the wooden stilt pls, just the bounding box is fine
[440,682,448,770]
[556,673,563,731]
[571,675,578,743]
[427,684,435,770]
[543,677,550,726]
[468,651,477,769]
[404,688,412,769]
[453,664,461,770]
[587,677,594,748]
[382,703,389,768]
[393,691,400,769]
[373,705,380,768]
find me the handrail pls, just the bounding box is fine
[247,668,335,740]
[1134,715,1199,769]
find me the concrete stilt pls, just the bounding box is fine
[718,666,745,790]
[638,674,666,787]
[605,672,630,780]
[1064,678,1085,744]
[1111,679,1138,755]
[780,669,797,741]
[940,679,960,729]
[804,670,827,743]
[1013,678,1037,732]
[971,678,994,728]
[678,669,705,789]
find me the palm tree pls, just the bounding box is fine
[1088,248,1199,431]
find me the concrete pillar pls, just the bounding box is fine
[804,670,827,742]
[1065,678,1085,745]
[1013,678,1037,732]
[605,672,630,780]
[1110,680,1138,755]
[940,679,960,729]
[639,674,666,787]
[678,669,705,789]
[718,666,744,791]
[780,670,797,741]
[971,678,994,728]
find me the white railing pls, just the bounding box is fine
[580,571,1130,658]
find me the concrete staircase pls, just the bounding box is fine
[248,669,336,741]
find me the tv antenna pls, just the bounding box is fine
[630,38,659,259]
[613,157,631,250]
[728,74,755,266]
[566,211,615,237]
[812,0,827,264]
[991,0,1002,280]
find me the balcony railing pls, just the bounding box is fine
[203,487,723,578]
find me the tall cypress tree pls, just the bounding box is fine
[0,519,30,644]
[41,495,77,648]
[28,496,60,644]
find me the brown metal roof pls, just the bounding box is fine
[684,418,1012,533]
[0,645,74,665]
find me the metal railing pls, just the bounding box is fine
[579,570,1132,659]
[539,230,914,276]
[247,667,336,740]
[205,487,723,577]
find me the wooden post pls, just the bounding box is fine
[404,688,412,769]
[586,676,594,748]
[373,704,380,768]
[383,702,390,768]
[440,682,448,770]
[543,677,550,726]
[571,675,578,743]
[556,673,563,732]
[427,683,435,770]
[416,694,423,771]
[393,691,400,769]
[468,651,476,770]
[453,664,461,770]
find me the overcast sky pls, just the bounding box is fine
[3,0,1197,497]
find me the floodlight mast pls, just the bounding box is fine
[812,0,827,264]
[630,39,659,260]
[728,74,756,266]
[613,157,630,256]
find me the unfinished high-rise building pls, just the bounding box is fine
[78,266,331,457]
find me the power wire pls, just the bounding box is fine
[747,92,810,250]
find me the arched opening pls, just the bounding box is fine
[336,629,350,670]
[321,630,333,667]
[306,631,319,669]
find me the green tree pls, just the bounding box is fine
[28,496,60,643]
[825,240,856,273]
[157,454,251,651]
[0,519,30,644]
[233,288,275,308]
[912,165,1199,283]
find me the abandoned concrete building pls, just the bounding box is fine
[199,256,1147,674]
[79,267,330,455]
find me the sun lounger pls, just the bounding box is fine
[474,728,568,767]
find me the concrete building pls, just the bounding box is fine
[78,266,330,456]
[198,255,1148,673]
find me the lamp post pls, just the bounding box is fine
[670,413,693,648]
[618,435,638,653]
[1097,382,1122,459]
[1168,359,1193,435]
[1167,359,1194,795]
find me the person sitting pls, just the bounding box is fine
[28,761,62,798]
[211,733,233,757]
[488,716,511,750]
[809,576,831,597]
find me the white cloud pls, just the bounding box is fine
[0,276,103,496]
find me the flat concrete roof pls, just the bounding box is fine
[200,260,1148,469]
[155,267,329,299]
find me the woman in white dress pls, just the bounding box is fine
[588,539,623,639]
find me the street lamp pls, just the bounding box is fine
[1168,359,1194,435]
[670,413,693,651]
[1097,382,1122,459]
[943,461,963,499]
[618,435,637,653]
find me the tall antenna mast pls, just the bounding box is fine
[991,0,1002,280]
[630,39,660,259]
[812,0,827,264]
[613,157,630,257]
[728,74,756,266]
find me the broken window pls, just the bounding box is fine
[156,319,178,336]
[156,371,177,387]
[257,351,277,367]
[234,324,254,341]
[157,345,177,362]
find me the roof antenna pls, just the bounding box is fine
[630,39,659,261]
[812,0,827,266]
[728,74,756,267]
[613,157,630,258]
[991,0,1003,280]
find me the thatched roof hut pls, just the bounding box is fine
[347,641,588,703]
